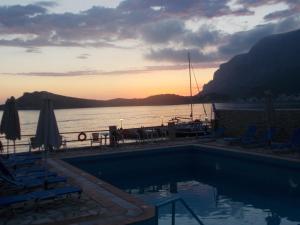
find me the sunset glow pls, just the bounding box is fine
[0,68,216,102]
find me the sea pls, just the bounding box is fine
[0,103,212,152]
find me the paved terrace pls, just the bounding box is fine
[1,138,300,225]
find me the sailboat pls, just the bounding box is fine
[168,52,209,137]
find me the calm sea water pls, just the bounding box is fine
[0,104,212,152]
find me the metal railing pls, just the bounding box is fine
[0,129,111,153]
[1,129,109,145]
[155,196,205,225]
[0,121,213,153]
[215,102,300,110]
[0,126,170,153]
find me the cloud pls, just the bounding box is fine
[145,48,219,64]
[34,1,58,8]
[6,69,149,77]
[77,53,90,59]
[118,0,251,18]
[0,0,299,70]
[139,19,224,50]
[2,63,217,77]
[12,70,97,77]
[219,15,300,57]
[25,47,41,53]
[0,36,117,48]
[140,19,186,44]
[236,0,300,21]
[0,0,252,50]
[182,26,224,48]
[0,4,46,29]
[236,0,299,6]
[264,3,300,20]
[0,5,123,48]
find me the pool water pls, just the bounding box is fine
[65,146,300,225]
[127,178,299,225]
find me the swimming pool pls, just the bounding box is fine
[65,145,300,225]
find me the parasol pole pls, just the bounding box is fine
[13,140,16,155]
[6,140,9,156]
[44,144,49,188]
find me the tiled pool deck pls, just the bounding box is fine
[2,138,300,225]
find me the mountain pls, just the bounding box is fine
[0,91,192,110]
[200,29,300,99]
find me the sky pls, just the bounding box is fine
[0,0,299,103]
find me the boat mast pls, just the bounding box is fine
[188,52,193,121]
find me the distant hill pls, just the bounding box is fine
[200,29,300,99]
[0,91,193,110]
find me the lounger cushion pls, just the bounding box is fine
[29,190,56,201]
[0,186,82,208]
[18,176,67,188]
[0,195,31,207]
[15,171,57,180]
[51,186,82,197]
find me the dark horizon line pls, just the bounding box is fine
[0,90,194,103]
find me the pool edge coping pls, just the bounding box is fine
[47,158,155,225]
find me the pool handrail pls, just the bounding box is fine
[155,196,205,225]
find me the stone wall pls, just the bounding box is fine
[215,109,300,139]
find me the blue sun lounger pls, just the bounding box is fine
[14,166,51,176]
[242,127,277,148]
[1,157,41,171]
[0,194,32,208]
[30,186,82,200]
[0,157,55,179]
[6,154,42,162]
[14,152,41,157]
[0,157,57,182]
[1,174,67,189]
[0,151,40,160]
[4,153,41,161]
[271,128,300,151]
[224,125,257,145]
[0,159,66,189]
[0,186,82,208]
[15,171,57,180]
[198,127,225,141]
[4,158,36,168]
[197,127,225,143]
